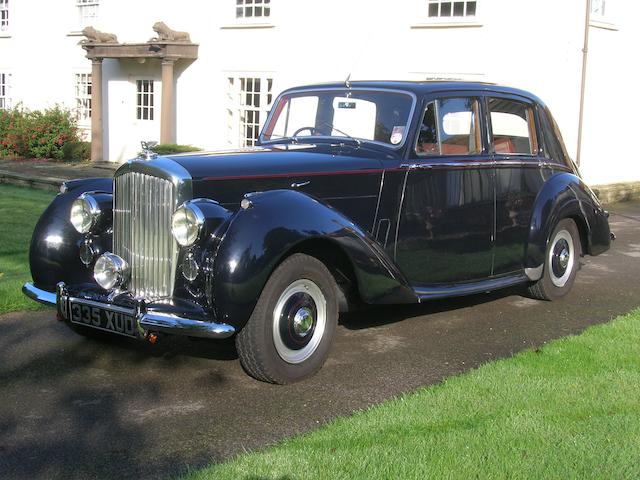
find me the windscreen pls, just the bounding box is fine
[262,89,414,147]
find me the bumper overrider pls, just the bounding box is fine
[22,282,236,340]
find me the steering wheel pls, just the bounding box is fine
[292,126,321,137]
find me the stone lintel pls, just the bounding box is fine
[82,42,198,60]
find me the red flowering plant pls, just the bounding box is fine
[0,105,81,160]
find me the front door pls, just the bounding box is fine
[111,78,161,162]
[394,95,494,286]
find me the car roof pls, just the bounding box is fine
[281,80,546,106]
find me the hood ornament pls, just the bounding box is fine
[139,141,158,160]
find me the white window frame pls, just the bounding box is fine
[136,79,155,121]
[413,0,481,27]
[77,0,99,29]
[235,0,271,20]
[75,72,92,125]
[590,0,617,30]
[226,74,274,148]
[223,0,274,28]
[0,72,11,109]
[0,0,9,33]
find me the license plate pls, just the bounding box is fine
[59,297,139,338]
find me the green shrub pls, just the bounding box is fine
[151,143,202,155]
[63,140,91,162]
[0,105,81,160]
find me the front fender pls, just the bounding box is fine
[526,172,611,270]
[211,190,416,329]
[29,177,112,292]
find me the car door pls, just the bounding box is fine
[393,94,494,286]
[487,94,553,275]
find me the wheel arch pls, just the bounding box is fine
[285,237,360,312]
[567,213,588,257]
[525,171,610,274]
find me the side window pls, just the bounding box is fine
[488,98,537,155]
[416,97,481,156]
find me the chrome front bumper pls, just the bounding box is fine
[22,282,236,340]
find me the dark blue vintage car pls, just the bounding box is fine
[23,81,611,383]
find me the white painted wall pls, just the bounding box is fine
[0,0,637,185]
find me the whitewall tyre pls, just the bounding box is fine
[235,253,339,384]
[528,218,581,301]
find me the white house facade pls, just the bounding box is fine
[0,0,637,186]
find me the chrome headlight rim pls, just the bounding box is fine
[70,193,101,234]
[171,201,205,247]
[94,252,130,291]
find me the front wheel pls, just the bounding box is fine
[528,218,582,301]
[235,253,339,384]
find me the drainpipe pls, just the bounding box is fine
[576,0,591,166]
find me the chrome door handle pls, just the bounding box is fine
[291,181,311,188]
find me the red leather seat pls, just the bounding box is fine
[494,137,515,154]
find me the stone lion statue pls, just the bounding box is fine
[80,26,118,44]
[151,21,191,42]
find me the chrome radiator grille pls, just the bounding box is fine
[113,172,178,299]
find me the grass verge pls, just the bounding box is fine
[186,310,640,480]
[0,184,55,314]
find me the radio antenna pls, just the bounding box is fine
[345,72,352,89]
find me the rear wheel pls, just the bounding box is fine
[528,218,581,301]
[235,253,339,384]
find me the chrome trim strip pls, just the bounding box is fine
[22,283,56,306]
[400,160,549,170]
[139,312,236,339]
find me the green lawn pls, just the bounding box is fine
[0,184,55,314]
[187,310,640,480]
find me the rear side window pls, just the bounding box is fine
[416,97,481,156]
[488,98,537,155]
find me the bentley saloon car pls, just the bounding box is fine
[23,81,612,383]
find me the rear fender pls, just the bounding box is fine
[211,190,417,329]
[526,172,611,275]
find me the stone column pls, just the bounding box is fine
[160,58,177,145]
[90,58,103,162]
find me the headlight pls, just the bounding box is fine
[171,202,205,247]
[94,252,129,290]
[70,194,101,233]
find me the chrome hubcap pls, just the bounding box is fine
[273,279,327,364]
[293,307,314,337]
[548,229,574,288]
[558,248,570,270]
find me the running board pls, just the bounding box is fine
[414,273,528,302]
